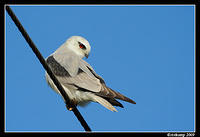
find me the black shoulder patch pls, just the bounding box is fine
[46,56,70,76]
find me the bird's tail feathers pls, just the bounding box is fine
[107,87,136,104]
[92,95,117,112]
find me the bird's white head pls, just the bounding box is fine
[64,36,91,59]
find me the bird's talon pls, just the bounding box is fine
[68,107,73,111]
[66,104,75,111]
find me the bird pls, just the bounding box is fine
[45,36,136,112]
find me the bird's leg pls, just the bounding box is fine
[66,99,77,111]
[66,105,73,111]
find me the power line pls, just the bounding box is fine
[6,5,91,132]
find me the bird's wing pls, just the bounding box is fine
[80,59,105,83]
[47,54,136,106]
[53,50,80,77]
[47,54,102,92]
[78,59,136,105]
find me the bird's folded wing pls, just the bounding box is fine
[80,59,105,83]
[57,69,102,92]
[80,59,136,104]
[53,51,80,77]
[47,55,136,104]
[47,54,102,92]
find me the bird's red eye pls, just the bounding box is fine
[79,44,84,49]
[78,42,86,50]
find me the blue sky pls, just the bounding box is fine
[5,5,195,132]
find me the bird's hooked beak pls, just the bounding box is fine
[85,53,89,58]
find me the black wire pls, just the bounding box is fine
[6,5,91,132]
